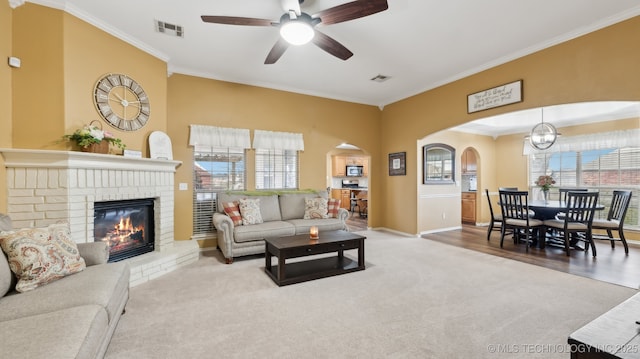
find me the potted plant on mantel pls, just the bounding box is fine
[63,121,125,154]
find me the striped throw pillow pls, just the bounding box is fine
[327,198,341,218]
[222,201,243,226]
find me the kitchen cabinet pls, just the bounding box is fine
[461,150,477,174]
[461,192,476,224]
[332,156,347,176]
[331,189,351,210]
[332,155,369,177]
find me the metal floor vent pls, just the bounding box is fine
[370,74,391,82]
[155,20,184,38]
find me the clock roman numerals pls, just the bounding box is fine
[93,73,150,131]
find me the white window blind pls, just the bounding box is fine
[252,130,303,190]
[190,125,250,237]
[254,149,298,190]
[528,132,640,229]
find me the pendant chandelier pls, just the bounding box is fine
[528,108,560,150]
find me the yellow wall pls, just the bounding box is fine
[0,2,12,212]
[9,4,167,154]
[61,13,168,154]
[381,16,640,234]
[167,74,381,244]
[3,4,640,240]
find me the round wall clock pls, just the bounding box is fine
[93,73,150,131]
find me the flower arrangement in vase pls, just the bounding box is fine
[63,121,125,153]
[535,175,555,202]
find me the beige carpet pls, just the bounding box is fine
[105,230,636,358]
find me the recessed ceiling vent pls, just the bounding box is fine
[155,20,184,38]
[370,74,391,83]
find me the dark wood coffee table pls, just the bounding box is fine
[264,230,366,286]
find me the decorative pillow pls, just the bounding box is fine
[238,198,263,225]
[304,197,329,219]
[0,222,86,293]
[327,198,341,218]
[222,201,243,226]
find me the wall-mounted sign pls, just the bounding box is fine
[467,80,523,113]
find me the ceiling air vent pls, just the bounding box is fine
[370,74,391,83]
[155,20,184,38]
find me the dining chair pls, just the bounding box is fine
[555,188,589,221]
[558,188,588,202]
[356,191,368,218]
[499,187,518,191]
[543,191,599,257]
[591,190,632,254]
[498,190,543,251]
[485,189,503,241]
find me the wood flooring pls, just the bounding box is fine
[423,224,640,289]
[346,212,368,231]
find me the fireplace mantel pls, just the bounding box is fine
[0,148,182,172]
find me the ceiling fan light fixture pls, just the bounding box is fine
[280,20,314,45]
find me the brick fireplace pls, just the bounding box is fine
[0,149,199,286]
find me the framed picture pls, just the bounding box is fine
[388,152,406,176]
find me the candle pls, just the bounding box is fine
[310,226,319,239]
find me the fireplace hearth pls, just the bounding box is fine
[94,198,155,262]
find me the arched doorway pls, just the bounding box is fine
[461,147,479,225]
[327,144,370,231]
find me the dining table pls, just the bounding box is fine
[527,199,605,249]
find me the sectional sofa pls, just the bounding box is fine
[0,214,130,359]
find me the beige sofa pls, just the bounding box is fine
[212,190,349,263]
[0,214,130,359]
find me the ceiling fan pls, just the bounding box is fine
[201,0,389,64]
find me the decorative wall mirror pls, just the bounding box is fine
[423,143,455,184]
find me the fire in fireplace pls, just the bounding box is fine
[94,198,155,262]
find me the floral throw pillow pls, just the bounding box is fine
[327,198,341,218]
[304,197,329,219]
[0,221,86,293]
[238,198,263,225]
[222,201,243,226]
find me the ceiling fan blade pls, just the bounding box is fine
[313,0,388,25]
[201,15,274,27]
[264,37,290,64]
[280,0,301,15]
[312,30,353,61]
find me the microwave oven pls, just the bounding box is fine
[346,165,363,177]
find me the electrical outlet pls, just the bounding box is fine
[442,212,446,219]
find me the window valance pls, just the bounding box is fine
[188,125,251,149]
[253,130,304,151]
[523,129,640,155]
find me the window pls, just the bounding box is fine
[423,143,455,184]
[193,146,246,236]
[529,147,640,229]
[255,149,298,190]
